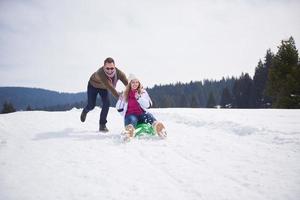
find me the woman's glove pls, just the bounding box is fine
[135,92,141,100]
[118,91,124,100]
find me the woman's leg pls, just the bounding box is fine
[124,115,139,138]
[138,112,156,125]
[138,112,167,138]
[152,121,167,138]
[124,114,139,127]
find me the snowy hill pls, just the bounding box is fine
[0,108,299,200]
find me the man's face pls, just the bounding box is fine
[104,62,115,74]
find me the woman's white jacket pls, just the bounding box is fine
[116,89,152,117]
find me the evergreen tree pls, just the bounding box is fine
[263,49,274,107]
[232,73,253,108]
[26,105,33,111]
[190,95,199,108]
[220,87,233,108]
[206,92,216,108]
[251,51,273,108]
[267,37,300,108]
[179,95,188,107]
[160,95,175,108]
[1,101,16,114]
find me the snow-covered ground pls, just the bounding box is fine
[0,108,299,200]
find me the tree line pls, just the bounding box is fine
[148,36,299,109]
[1,36,299,113]
[228,36,299,108]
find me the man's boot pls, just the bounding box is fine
[80,110,87,122]
[99,124,109,132]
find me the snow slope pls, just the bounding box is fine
[0,108,299,200]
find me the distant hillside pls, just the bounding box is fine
[0,87,86,110]
[0,78,235,111]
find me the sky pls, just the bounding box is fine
[0,0,300,93]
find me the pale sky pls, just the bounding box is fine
[1,0,300,92]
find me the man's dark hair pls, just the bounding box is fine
[104,57,115,65]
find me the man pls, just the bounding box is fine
[80,57,128,132]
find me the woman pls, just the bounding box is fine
[116,74,166,139]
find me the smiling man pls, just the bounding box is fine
[80,57,128,132]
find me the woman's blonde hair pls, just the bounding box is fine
[124,80,143,102]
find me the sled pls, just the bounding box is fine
[121,123,166,142]
[134,123,156,137]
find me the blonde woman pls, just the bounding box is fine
[116,74,166,139]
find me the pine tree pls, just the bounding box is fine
[26,105,33,111]
[267,36,300,108]
[1,101,16,114]
[179,95,188,107]
[251,51,273,108]
[232,73,253,108]
[220,87,233,108]
[190,95,198,108]
[263,49,274,107]
[160,95,175,108]
[206,92,216,108]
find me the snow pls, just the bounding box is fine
[0,108,299,200]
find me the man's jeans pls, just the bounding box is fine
[83,83,110,125]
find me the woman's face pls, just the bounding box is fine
[130,79,139,90]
